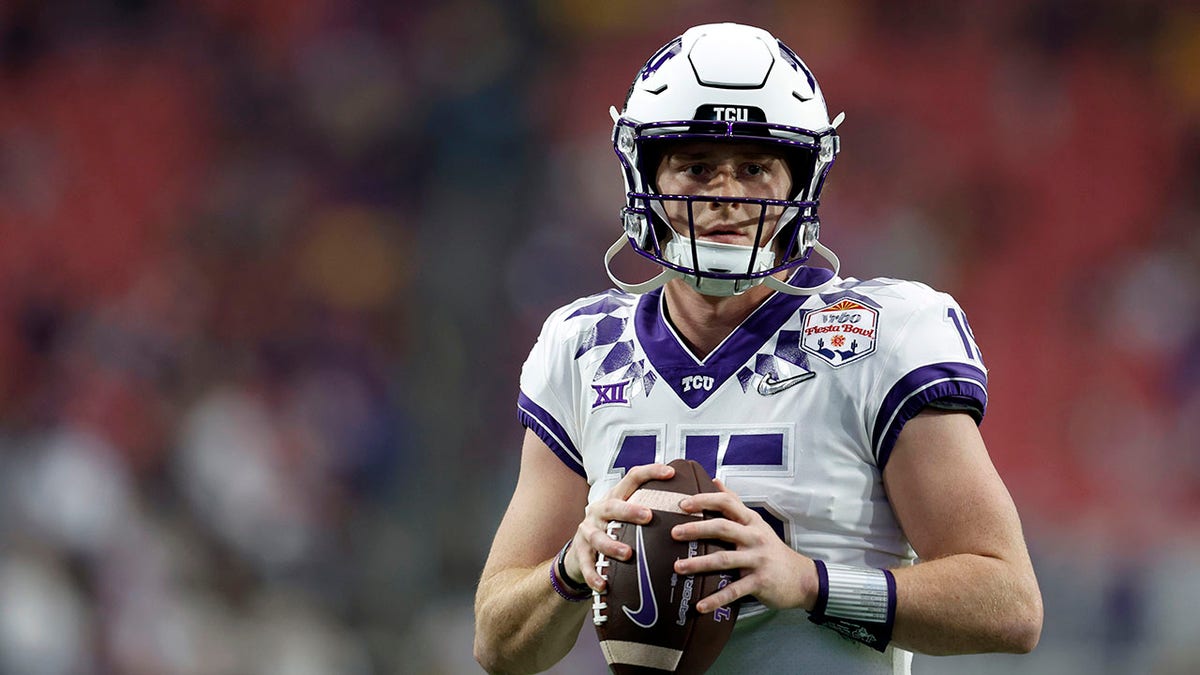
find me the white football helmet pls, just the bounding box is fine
[605,23,843,296]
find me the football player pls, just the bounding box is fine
[475,23,1042,673]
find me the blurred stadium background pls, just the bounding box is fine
[0,0,1196,673]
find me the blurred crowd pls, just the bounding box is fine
[0,1,1196,673]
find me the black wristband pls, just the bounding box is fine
[556,539,591,593]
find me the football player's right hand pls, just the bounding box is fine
[566,463,675,591]
[670,477,819,613]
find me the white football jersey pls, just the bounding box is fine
[518,269,988,674]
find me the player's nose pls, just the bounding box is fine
[704,166,746,207]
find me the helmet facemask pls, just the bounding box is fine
[634,132,825,296]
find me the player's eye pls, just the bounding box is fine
[744,163,765,176]
[685,164,707,177]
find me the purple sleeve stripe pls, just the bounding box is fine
[517,392,585,478]
[872,362,988,470]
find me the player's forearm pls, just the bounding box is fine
[473,562,591,674]
[889,553,1042,655]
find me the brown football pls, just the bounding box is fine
[592,459,739,674]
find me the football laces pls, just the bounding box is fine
[591,521,623,625]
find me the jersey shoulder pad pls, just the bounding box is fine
[538,289,641,352]
[518,290,639,478]
[824,276,943,308]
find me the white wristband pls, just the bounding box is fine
[823,562,891,623]
[808,560,896,652]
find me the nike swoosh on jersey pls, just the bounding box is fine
[621,525,658,628]
[756,371,817,395]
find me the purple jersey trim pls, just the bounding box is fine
[634,267,834,409]
[517,391,585,478]
[872,362,988,469]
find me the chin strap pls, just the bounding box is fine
[604,235,841,296]
[761,241,840,295]
[604,235,677,294]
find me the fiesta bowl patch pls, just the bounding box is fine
[801,299,879,367]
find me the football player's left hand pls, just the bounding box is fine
[670,478,819,613]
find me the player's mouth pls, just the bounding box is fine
[699,233,746,245]
[696,224,765,246]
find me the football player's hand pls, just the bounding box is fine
[670,478,818,612]
[564,462,676,592]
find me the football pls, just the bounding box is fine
[592,459,739,674]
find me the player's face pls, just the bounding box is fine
[654,142,793,248]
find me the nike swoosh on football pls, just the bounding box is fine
[756,371,817,395]
[621,524,658,628]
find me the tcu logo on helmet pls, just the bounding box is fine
[712,107,749,121]
[681,375,715,392]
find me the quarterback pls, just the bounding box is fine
[475,23,1042,673]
